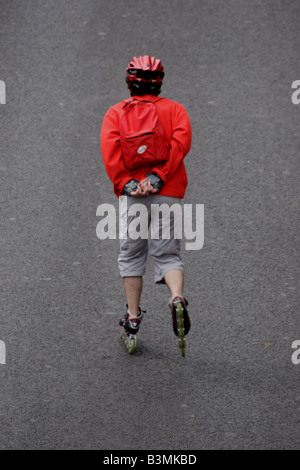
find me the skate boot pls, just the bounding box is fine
[119,307,144,354]
[169,296,190,357]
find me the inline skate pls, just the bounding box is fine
[169,297,190,357]
[119,308,144,354]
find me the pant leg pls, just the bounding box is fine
[148,195,184,284]
[118,196,149,277]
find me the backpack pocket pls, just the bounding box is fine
[123,130,169,170]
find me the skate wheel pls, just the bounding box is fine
[176,303,185,357]
[128,337,136,354]
[120,329,136,354]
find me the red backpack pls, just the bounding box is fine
[119,97,170,171]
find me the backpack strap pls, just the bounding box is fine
[122,96,164,108]
[122,97,136,109]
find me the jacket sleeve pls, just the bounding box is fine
[151,103,192,183]
[100,106,132,194]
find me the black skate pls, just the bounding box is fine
[119,308,144,354]
[169,297,190,357]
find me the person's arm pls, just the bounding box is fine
[151,103,192,184]
[100,107,133,194]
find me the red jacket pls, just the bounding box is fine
[100,94,192,198]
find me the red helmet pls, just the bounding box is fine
[126,55,164,84]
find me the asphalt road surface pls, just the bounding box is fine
[0,0,299,451]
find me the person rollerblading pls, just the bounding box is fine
[100,55,192,356]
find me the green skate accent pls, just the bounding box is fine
[176,302,185,357]
[120,328,136,354]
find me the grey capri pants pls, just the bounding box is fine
[118,194,184,284]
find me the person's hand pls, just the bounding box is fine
[131,178,158,197]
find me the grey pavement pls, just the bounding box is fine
[0,0,299,450]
